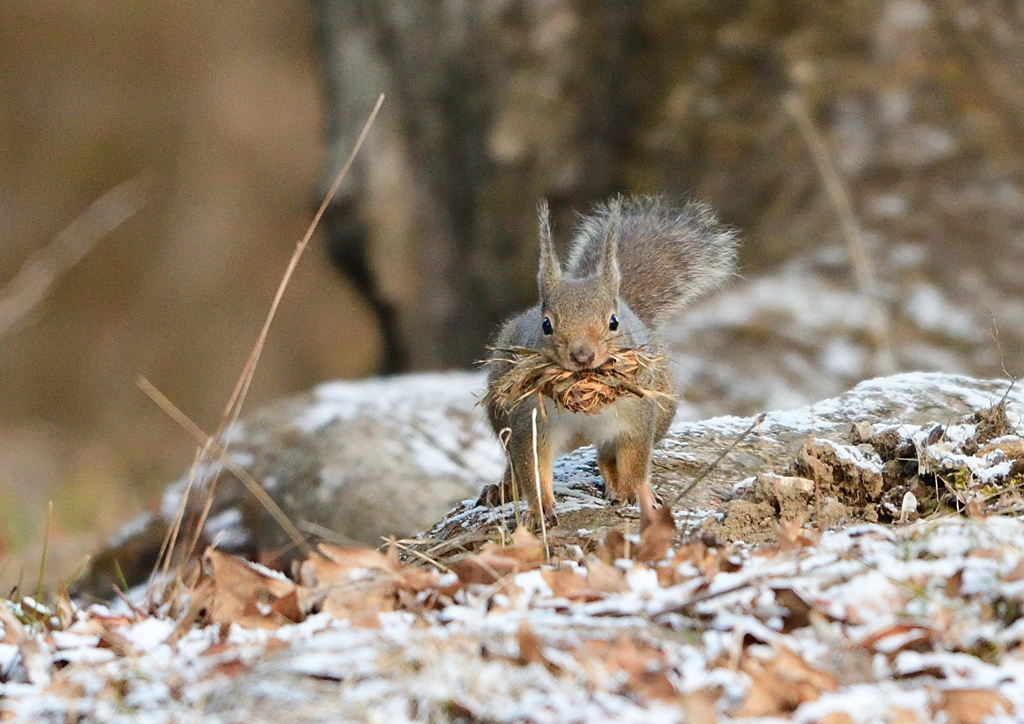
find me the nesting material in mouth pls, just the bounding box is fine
[484,346,674,416]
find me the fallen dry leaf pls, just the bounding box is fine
[772,586,814,632]
[638,499,675,563]
[541,568,594,600]
[581,557,629,594]
[778,516,821,551]
[934,688,1015,724]
[816,712,856,724]
[859,623,935,656]
[450,528,546,586]
[735,644,838,716]
[516,620,548,668]
[0,604,26,644]
[1003,558,1024,582]
[207,550,297,629]
[495,527,545,564]
[94,624,133,656]
[317,569,398,625]
[887,708,923,724]
[682,688,722,724]
[316,543,396,573]
[581,634,680,703]
[670,541,722,581]
[598,528,628,562]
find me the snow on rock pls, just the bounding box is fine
[7,372,1024,722]
[78,371,504,598]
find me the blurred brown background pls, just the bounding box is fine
[4,1,1024,587]
[0,0,383,584]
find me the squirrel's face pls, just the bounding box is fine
[539,278,621,371]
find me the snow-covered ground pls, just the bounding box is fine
[3,515,1024,722]
[6,371,1024,723]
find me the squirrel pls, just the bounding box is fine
[483,194,737,526]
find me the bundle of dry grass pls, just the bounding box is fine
[485,346,674,415]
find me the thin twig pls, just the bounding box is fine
[0,175,149,339]
[755,414,776,472]
[137,376,312,557]
[173,94,385,568]
[34,502,53,623]
[784,93,895,373]
[299,520,365,548]
[498,426,523,532]
[809,403,823,534]
[670,413,766,508]
[387,538,450,573]
[531,408,549,560]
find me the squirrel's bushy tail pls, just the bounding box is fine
[566,195,737,330]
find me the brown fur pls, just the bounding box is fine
[484,195,737,525]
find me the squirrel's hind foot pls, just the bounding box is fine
[476,482,506,509]
[522,509,559,531]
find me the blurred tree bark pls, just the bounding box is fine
[313,1,651,370]
[313,0,1024,373]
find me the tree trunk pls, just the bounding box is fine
[312,0,1024,374]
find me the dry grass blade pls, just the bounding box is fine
[0,174,149,339]
[485,346,673,416]
[387,538,449,573]
[163,93,385,574]
[670,413,766,508]
[137,376,311,558]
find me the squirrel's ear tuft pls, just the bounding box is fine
[601,198,622,293]
[537,199,562,296]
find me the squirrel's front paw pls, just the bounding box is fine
[606,493,635,507]
[606,488,663,507]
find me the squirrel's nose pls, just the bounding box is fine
[569,345,596,369]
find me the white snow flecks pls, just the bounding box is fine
[8,516,1024,722]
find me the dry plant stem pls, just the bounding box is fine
[755,415,775,472]
[531,408,549,559]
[670,413,766,508]
[152,444,205,588]
[809,404,824,533]
[34,502,53,618]
[386,538,449,573]
[784,93,895,373]
[180,93,385,565]
[498,427,509,544]
[498,427,523,531]
[298,520,365,548]
[0,175,149,339]
[137,376,312,557]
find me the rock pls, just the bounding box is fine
[77,371,503,598]
[420,372,1024,556]
[79,371,1022,598]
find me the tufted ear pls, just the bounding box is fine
[600,197,622,296]
[537,199,562,298]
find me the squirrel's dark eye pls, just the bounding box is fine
[542,317,553,335]
[609,314,619,331]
